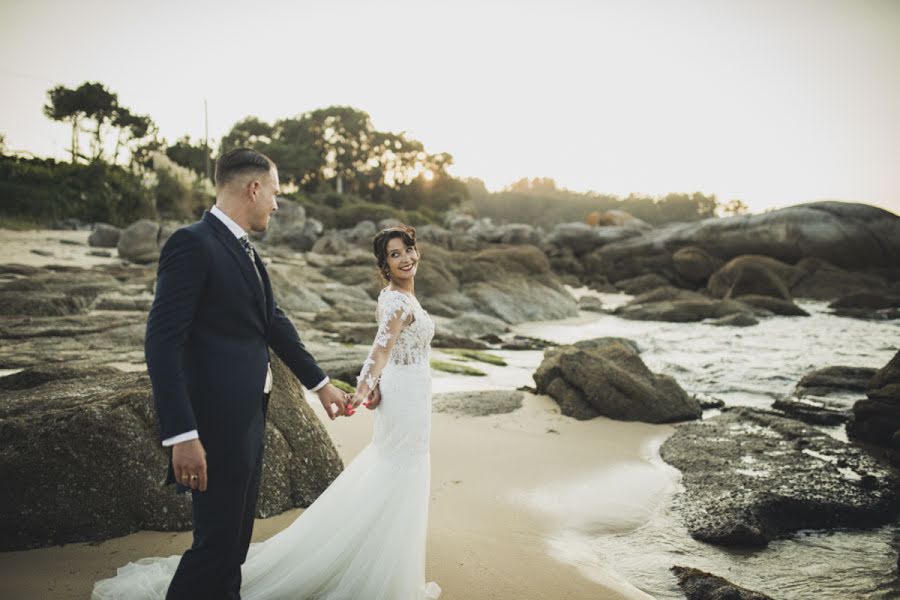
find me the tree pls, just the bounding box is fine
[44,81,155,165]
[720,199,749,216]
[166,136,213,179]
[112,107,158,167]
[220,117,274,152]
[44,85,84,162]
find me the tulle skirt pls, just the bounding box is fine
[92,363,440,600]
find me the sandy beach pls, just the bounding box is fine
[0,390,662,599]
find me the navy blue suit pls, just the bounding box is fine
[145,210,327,599]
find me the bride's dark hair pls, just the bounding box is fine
[373,225,418,282]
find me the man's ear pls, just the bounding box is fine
[247,179,260,201]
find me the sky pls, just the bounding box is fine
[1,0,898,215]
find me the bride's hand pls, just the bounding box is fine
[345,391,366,416]
[365,386,382,410]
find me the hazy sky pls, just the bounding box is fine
[1,0,898,214]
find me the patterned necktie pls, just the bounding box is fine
[238,235,264,289]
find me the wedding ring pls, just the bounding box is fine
[190,475,199,481]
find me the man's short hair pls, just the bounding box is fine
[214,148,276,188]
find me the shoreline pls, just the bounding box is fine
[0,391,663,599]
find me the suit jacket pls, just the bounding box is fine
[145,211,326,482]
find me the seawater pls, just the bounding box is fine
[508,292,900,599]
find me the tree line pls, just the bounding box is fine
[1,79,745,229]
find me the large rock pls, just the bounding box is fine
[88,223,122,248]
[0,358,344,551]
[614,273,671,295]
[534,338,700,423]
[117,219,162,264]
[848,351,900,462]
[660,407,900,547]
[449,245,578,324]
[596,202,900,276]
[672,246,724,285]
[0,269,123,317]
[773,366,876,426]
[545,222,641,255]
[670,566,774,600]
[615,287,751,323]
[829,291,900,320]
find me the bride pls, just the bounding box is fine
[93,225,441,600]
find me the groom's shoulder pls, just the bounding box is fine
[160,219,214,256]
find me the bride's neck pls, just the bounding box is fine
[389,280,415,295]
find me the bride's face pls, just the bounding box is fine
[385,237,418,282]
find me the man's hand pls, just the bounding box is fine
[316,383,347,420]
[365,385,382,410]
[172,438,207,492]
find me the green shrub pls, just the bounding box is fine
[0,155,156,226]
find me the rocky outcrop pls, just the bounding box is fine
[672,246,724,286]
[829,291,900,320]
[848,351,900,464]
[772,366,876,426]
[660,407,900,547]
[614,273,671,295]
[596,201,900,275]
[88,223,122,248]
[433,390,524,417]
[0,357,344,551]
[117,219,163,263]
[670,566,774,600]
[544,222,641,255]
[534,338,700,423]
[0,268,123,317]
[615,286,752,323]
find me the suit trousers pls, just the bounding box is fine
[165,395,268,600]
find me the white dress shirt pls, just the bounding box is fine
[161,205,329,447]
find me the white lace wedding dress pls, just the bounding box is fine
[93,288,441,600]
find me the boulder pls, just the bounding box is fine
[441,312,509,338]
[771,366,875,426]
[660,407,900,547]
[708,255,798,299]
[339,220,377,245]
[0,358,344,550]
[577,296,605,312]
[672,246,724,285]
[615,287,750,323]
[117,219,162,264]
[829,291,900,320]
[614,273,671,295]
[730,295,809,317]
[596,202,900,277]
[496,223,541,245]
[311,232,351,255]
[670,566,775,600]
[545,222,640,255]
[0,269,122,317]
[534,338,700,423]
[88,223,122,248]
[848,351,900,461]
[709,312,759,327]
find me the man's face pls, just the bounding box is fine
[250,167,280,233]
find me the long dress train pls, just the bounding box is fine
[92,288,441,600]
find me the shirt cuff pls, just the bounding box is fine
[162,430,199,447]
[310,376,330,392]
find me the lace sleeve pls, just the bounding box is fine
[355,291,414,397]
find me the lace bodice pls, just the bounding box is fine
[355,288,435,394]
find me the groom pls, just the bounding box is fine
[145,147,349,599]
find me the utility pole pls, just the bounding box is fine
[204,98,211,181]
